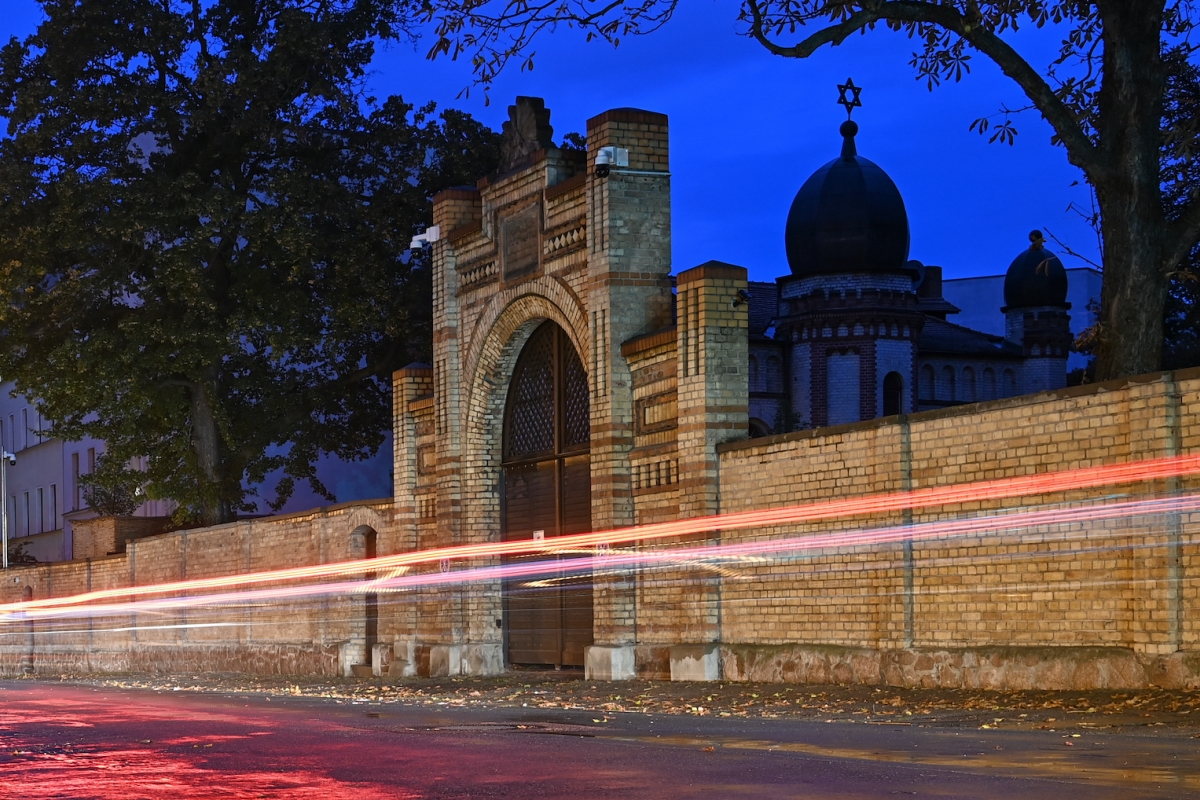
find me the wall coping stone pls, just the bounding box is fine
[587,108,669,128]
[677,261,747,285]
[717,364,1200,454]
[545,172,586,200]
[621,325,677,357]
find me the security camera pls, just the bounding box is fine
[594,150,611,178]
[732,289,752,308]
[3,452,14,466]
[594,146,629,178]
[409,225,441,250]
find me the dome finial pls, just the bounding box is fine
[839,120,859,158]
[1029,229,1046,249]
[837,78,863,119]
[837,79,863,158]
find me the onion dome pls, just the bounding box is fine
[1003,231,1069,309]
[785,120,910,277]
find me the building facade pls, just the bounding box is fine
[392,97,1080,676]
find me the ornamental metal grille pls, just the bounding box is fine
[504,323,555,460]
[503,321,590,462]
[562,343,590,450]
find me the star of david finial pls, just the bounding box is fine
[837,78,863,119]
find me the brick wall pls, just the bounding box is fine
[701,367,1200,686]
[0,501,395,677]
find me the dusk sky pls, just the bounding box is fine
[2,2,1103,286]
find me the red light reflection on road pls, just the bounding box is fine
[0,691,412,799]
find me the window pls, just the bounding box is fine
[982,368,996,401]
[49,484,57,531]
[882,372,904,417]
[87,447,96,473]
[940,366,956,402]
[766,356,782,393]
[21,408,28,450]
[1002,369,1017,396]
[919,365,936,400]
[72,453,80,511]
[22,491,29,537]
[748,355,759,391]
[36,487,44,534]
[748,418,772,439]
[962,367,977,403]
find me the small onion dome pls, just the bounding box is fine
[1003,231,1069,309]
[785,120,911,277]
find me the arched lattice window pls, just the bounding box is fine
[962,366,977,403]
[504,322,589,462]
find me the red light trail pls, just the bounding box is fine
[4,491,1195,625]
[5,451,1198,616]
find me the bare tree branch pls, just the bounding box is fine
[1167,200,1200,271]
[744,0,1103,177]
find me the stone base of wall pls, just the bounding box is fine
[709,643,1200,691]
[0,642,340,678]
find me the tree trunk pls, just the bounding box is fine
[190,380,233,526]
[1093,0,1169,381]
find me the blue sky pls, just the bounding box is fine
[3,1,1102,285]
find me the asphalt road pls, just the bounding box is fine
[2,681,1199,799]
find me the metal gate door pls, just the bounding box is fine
[502,321,593,667]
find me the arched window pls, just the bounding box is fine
[919,364,936,400]
[982,368,996,401]
[882,372,904,417]
[766,356,782,393]
[940,365,956,402]
[1002,368,1017,397]
[962,366,976,403]
[749,418,772,438]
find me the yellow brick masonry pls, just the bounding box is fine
[710,368,1200,686]
[0,501,394,676]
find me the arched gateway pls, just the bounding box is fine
[501,320,593,667]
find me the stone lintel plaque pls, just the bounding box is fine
[500,203,541,281]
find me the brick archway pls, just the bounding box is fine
[459,290,590,553]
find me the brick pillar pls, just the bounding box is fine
[582,109,674,679]
[675,263,749,518]
[392,363,432,551]
[425,188,481,653]
[666,263,748,680]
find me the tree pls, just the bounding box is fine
[1162,46,1200,370]
[79,455,143,518]
[419,0,1200,382]
[0,0,501,525]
